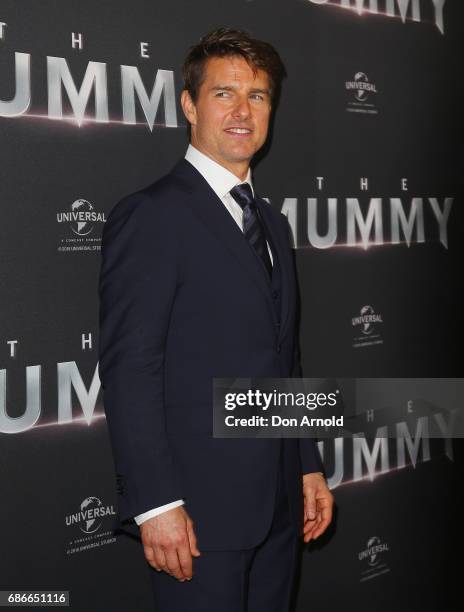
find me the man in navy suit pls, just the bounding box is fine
[98,27,334,611]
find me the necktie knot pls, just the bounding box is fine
[229,183,255,210]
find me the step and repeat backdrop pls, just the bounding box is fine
[1,1,462,610]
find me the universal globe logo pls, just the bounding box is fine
[57,199,106,236]
[65,496,116,534]
[352,305,383,336]
[351,304,384,348]
[70,199,94,236]
[358,536,389,567]
[345,72,378,102]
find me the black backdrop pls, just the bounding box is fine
[1,1,462,610]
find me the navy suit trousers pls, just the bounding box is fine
[149,441,300,612]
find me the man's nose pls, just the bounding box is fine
[231,97,251,119]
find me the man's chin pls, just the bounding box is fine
[222,148,259,165]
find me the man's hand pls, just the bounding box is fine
[139,506,201,581]
[302,472,334,543]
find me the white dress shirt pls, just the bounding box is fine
[184,144,273,262]
[134,144,272,526]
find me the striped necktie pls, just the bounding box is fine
[229,183,272,278]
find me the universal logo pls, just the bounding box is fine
[345,72,379,115]
[65,496,116,555]
[65,496,116,534]
[352,305,384,348]
[358,536,390,582]
[57,198,106,253]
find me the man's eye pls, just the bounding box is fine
[215,91,230,97]
[251,94,264,101]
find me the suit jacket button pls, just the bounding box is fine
[116,474,124,495]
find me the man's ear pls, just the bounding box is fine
[181,89,197,126]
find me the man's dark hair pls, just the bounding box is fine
[182,27,287,104]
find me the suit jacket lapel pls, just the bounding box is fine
[170,159,276,323]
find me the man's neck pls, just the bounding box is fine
[189,143,250,182]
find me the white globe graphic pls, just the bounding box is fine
[80,496,103,534]
[71,199,94,236]
[367,536,381,566]
[354,72,369,102]
[360,305,375,335]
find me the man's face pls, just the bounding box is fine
[181,55,272,177]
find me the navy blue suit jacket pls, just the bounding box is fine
[98,157,324,550]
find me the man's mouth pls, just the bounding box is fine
[224,127,253,135]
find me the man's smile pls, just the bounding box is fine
[224,126,253,137]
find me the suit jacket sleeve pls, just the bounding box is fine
[98,191,183,522]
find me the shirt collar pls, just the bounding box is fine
[184,144,254,200]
